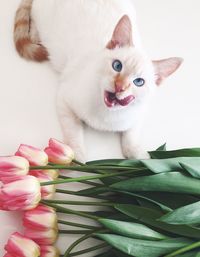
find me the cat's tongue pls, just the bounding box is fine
[104,91,135,107]
[116,95,135,106]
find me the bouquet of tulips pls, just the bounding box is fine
[1,139,200,257]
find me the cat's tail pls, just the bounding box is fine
[14,0,48,62]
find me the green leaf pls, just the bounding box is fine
[99,218,167,240]
[76,186,109,196]
[114,191,172,213]
[149,148,200,159]
[93,251,115,257]
[177,251,200,257]
[115,204,200,239]
[180,160,200,178]
[86,159,142,167]
[111,172,200,195]
[100,176,122,185]
[137,192,199,210]
[112,249,132,257]
[160,201,200,225]
[96,234,192,257]
[141,157,200,174]
[156,143,167,151]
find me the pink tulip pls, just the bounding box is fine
[30,171,55,200]
[30,169,58,180]
[3,254,14,257]
[23,205,57,231]
[40,245,60,257]
[24,228,58,245]
[44,138,74,164]
[0,156,29,183]
[16,144,48,166]
[4,232,40,257]
[0,175,41,211]
[29,169,59,180]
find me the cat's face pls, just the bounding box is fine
[99,15,183,110]
[102,47,155,109]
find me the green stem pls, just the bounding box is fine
[59,175,101,187]
[72,159,85,166]
[164,241,200,257]
[40,169,138,186]
[56,189,78,195]
[41,200,99,221]
[60,242,109,257]
[58,220,99,230]
[62,229,107,257]
[59,229,99,234]
[43,199,115,207]
[56,189,114,201]
[30,164,139,171]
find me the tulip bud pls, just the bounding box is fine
[30,169,59,180]
[0,156,29,183]
[40,245,60,257]
[4,232,40,257]
[24,228,58,245]
[44,138,74,165]
[16,144,48,166]
[0,175,41,211]
[23,205,57,230]
[30,171,55,200]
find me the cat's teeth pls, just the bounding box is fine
[116,92,129,100]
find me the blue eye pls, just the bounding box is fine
[112,60,122,72]
[133,78,145,87]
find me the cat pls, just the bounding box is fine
[14,0,183,161]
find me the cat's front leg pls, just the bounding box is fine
[57,100,86,162]
[121,128,150,160]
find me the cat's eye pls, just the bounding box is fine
[133,78,145,87]
[112,60,123,72]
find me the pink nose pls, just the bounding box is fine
[115,81,130,93]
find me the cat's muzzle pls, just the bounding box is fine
[104,91,135,108]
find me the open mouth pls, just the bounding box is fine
[104,91,135,108]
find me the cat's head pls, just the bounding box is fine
[101,15,183,109]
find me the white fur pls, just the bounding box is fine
[30,0,180,160]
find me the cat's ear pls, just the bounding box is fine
[153,57,183,86]
[107,15,133,50]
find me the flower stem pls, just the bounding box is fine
[60,242,109,257]
[62,229,107,257]
[56,189,113,201]
[44,199,115,207]
[59,175,101,187]
[59,229,101,234]
[73,159,85,166]
[41,200,99,221]
[30,164,139,171]
[40,169,138,186]
[56,189,78,195]
[164,241,200,257]
[58,220,99,230]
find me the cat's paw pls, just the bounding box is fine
[122,144,150,160]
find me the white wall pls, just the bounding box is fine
[0,0,200,255]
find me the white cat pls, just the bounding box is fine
[14,0,183,161]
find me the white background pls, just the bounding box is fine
[0,0,200,255]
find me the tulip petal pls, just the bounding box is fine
[5,232,40,257]
[23,205,57,230]
[24,228,58,245]
[16,144,48,166]
[0,176,41,211]
[44,138,74,165]
[0,156,29,183]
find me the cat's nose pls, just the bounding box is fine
[115,79,130,93]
